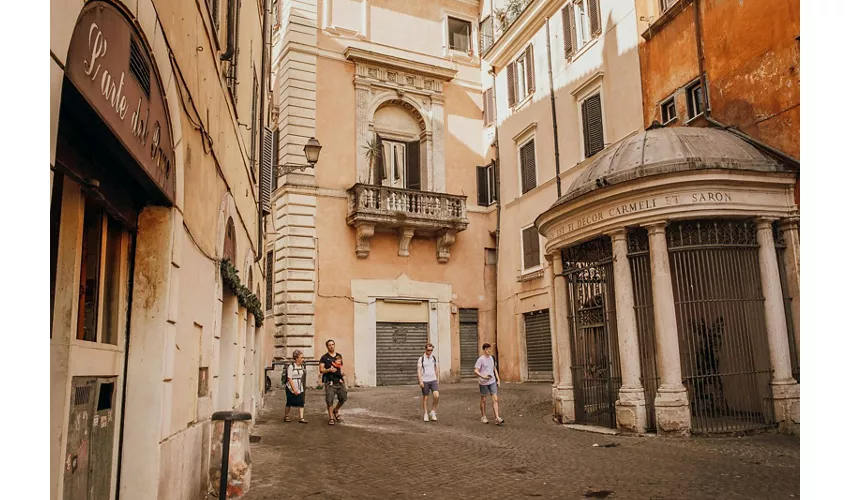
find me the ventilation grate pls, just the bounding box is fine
[129,37,151,98]
[74,385,92,406]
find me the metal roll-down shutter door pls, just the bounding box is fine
[524,309,553,381]
[459,309,479,379]
[376,322,429,386]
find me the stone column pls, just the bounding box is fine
[755,218,800,434]
[645,222,691,435]
[608,229,647,433]
[778,217,800,368]
[551,252,576,423]
[545,254,561,391]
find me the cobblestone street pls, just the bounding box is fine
[246,382,799,500]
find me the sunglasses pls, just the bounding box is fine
[425,349,433,352]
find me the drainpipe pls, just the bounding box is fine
[221,0,237,61]
[544,17,563,198]
[489,68,501,354]
[692,0,799,167]
[254,0,271,264]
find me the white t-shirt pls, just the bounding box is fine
[474,355,496,385]
[418,354,438,382]
[287,364,305,393]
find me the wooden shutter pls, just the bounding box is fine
[520,140,537,194]
[525,44,535,94]
[406,140,421,190]
[582,94,605,158]
[483,88,494,124]
[271,128,279,191]
[260,127,274,214]
[563,4,576,58]
[522,227,540,269]
[265,250,273,311]
[589,0,601,37]
[477,166,488,206]
[507,62,517,106]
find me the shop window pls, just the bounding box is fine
[519,138,537,195]
[563,0,601,59]
[448,17,472,53]
[686,81,705,119]
[661,97,677,124]
[77,196,130,345]
[477,163,497,206]
[507,45,535,106]
[581,92,605,158]
[522,226,541,270]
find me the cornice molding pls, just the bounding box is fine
[344,47,458,81]
[484,0,564,70]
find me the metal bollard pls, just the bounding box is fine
[210,410,252,499]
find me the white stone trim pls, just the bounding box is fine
[352,274,452,386]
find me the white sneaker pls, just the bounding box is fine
[424,413,430,422]
[429,411,437,421]
[481,416,489,424]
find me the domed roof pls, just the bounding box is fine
[557,127,793,206]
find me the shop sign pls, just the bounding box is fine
[65,2,175,203]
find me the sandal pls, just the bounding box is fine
[284,416,292,422]
[328,419,335,426]
[333,412,343,422]
[299,418,308,424]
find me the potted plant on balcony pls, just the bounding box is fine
[362,135,383,185]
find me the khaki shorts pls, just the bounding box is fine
[324,381,348,407]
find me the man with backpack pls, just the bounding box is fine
[417,343,440,422]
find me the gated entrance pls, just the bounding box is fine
[562,237,622,428]
[459,309,479,379]
[376,322,429,386]
[667,220,775,433]
[627,229,659,431]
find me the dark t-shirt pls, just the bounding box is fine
[320,353,344,384]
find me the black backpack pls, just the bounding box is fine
[420,355,437,371]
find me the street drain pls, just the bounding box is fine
[249,435,261,444]
[584,489,614,498]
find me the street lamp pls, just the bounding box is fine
[275,137,322,175]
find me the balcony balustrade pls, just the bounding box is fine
[346,183,469,262]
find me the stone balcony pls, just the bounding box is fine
[346,183,469,263]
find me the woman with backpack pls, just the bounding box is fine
[284,350,308,424]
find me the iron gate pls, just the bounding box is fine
[627,229,659,431]
[459,309,480,379]
[524,309,553,381]
[773,223,799,382]
[563,237,622,428]
[667,220,775,433]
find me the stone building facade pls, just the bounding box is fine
[49,0,275,498]
[267,0,800,436]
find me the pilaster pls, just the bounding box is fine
[551,253,575,423]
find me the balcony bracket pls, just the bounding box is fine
[436,229,457,264]
[355,223,375,259]
[398,227,416,257]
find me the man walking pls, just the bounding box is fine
[319,339,348,425]
[417,343,440,422]
[474,343,504,425]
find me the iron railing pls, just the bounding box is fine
[667,220,775,433]
[562,236,622,428]
[627,228,659,431]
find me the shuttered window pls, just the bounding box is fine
[507,45,534,107]
[271,128,280,191]
[265,250,273,311]
[519,139,536,194]
[588,0,601,36]
[563,4,576,58]
[483,88,495,125]
[480,16,494,54]
[564,0,600,58]
[226,0,242,104]
[476,163,496,206]
[522,226,541,270]
[581,93,605,158]
[260,127,274,214]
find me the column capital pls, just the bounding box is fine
[606,228,628,242]
[778,216,800,232]
[545,252,556,265]
[643,221,667,236]
[754,216,779,230]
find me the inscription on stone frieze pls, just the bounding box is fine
[549,191,733,239]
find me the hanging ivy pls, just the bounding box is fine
[220,259,265,327]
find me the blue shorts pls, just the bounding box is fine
[479,382,498,396]
[421,380,439,396]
